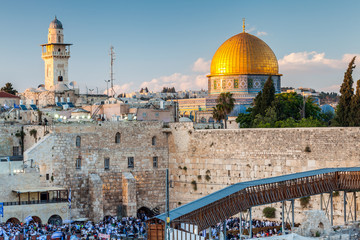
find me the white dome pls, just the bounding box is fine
[51,83,70,92]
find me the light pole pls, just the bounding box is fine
[105,80,110,96]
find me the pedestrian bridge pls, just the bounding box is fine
[155,167,360,232]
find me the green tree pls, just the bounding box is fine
[1,82,18,95]
[212,104,226,128]
[251,76,275,118]
[260,76,275,115]
[350,79,360,126]
[214,92,235,129]
[272,93,302,121]
[335,56,356,126]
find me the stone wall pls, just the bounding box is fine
[168,124,360,225]
[24,121,169,222]
[4,122,360,225]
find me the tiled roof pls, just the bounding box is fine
[0,91,20,99]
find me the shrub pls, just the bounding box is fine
[262,207,276,218]
[197,175,202,180]
[300,196,311,208]
[191,180,197,191]
[205,175,211,181]
[206,170,211,174]
[178,202,182,205]
[305,146,311,152]
[183,166,187,171]
[333,191,340,197]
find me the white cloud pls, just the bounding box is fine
[320,84,341,93]
[140,73,208,92]
[278,52,360,92]
[104,83,133,95]
[279,51,360,71]
[192,58,211,72]
[256,31,267,37]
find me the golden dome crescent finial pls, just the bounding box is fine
[242,18,245,32]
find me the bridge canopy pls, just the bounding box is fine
[155,167,360,230]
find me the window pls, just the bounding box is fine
[142,112,147,117]
[76,158,81,169]
[12,146,20,156]
[153,157,158,168]
[46,174,49,180]
[115,132,121,144]
[155,112,159,118]
[76,136,81,148]
[104,158,110,170]
[58,36,61,42]
[128,157,134,168]
[152,136,156,146]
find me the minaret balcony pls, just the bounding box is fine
[42,51,70,57]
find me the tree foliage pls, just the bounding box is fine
[1,82,18,95]
[212,92,235,129]
[335,56,356,126]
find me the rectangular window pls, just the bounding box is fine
[104,158,110,170]
[153,157,158,168]
[128,157,134,168]
[46,174,49,180]
[76,158,81,170]
[12,146,20,156]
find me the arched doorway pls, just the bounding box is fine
[6,217,20,224]
[48,215,62,225]
[137,206,154,220]
[31,216,42,224]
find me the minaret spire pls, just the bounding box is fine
[242,18,245,33]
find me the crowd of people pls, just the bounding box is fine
[0,216,148,240]
[203,217,283,239]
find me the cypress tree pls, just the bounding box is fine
[336,57,356,126]
[350,79,360,126]
[251,91,262,118]
[260,76,275,115]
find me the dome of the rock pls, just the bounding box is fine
[209,32,279,76]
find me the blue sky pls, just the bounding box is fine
[1,0,360,94]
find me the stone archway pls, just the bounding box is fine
[6,217,20,224]
[137,206,154,220]
[31,216,42,224]
[48,215,62,225]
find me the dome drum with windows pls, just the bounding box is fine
[208,22,281,97]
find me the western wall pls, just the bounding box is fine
[2,122,360,225]
[168,123,360,225]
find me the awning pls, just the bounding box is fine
[12,187,67,194]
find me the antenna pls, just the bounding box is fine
[110,46,116,96]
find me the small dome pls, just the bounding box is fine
[51,83,69,92]
[49,16,63,29]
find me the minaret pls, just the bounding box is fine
[41,16,72,90]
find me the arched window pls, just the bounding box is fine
[76,136,81,148]
[152,136,156,146]
[58,36,61,42]
[115,132,121,143]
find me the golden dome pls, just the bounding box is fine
[209,32,279,76]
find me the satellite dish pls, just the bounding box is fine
[69,81,78,88]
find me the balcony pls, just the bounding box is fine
[42,51,70,57]
[3,198,67,206]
